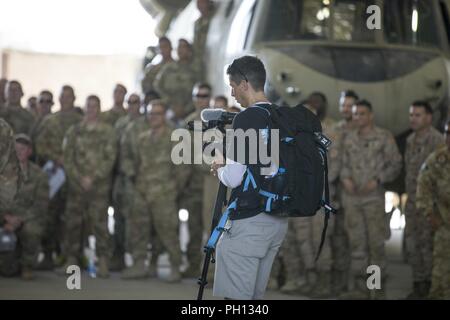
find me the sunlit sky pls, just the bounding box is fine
[0,0,158,55]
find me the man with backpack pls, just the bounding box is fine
[210,56,289,300]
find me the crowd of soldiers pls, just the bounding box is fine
[0,0,449,300]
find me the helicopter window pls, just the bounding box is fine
[263,0,375,43]
[384,0,441,48]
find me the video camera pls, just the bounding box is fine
[187,109,238,132]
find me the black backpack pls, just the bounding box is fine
[240,103,336,259]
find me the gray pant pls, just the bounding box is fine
[213,213,288,299]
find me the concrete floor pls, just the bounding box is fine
[0,229,411,300]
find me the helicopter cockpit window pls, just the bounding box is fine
[384,0,441,49]
[263,0,375,43]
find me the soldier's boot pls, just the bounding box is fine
[166,265,182,283]
[309,272,332,299]
[121,259,149,280]
[21,267,35,280]
[332,269,348,296]
[418,281,431,299]
[109,253,125,272]
[296,270,318,296]
[55,256,78,276]
[36,252,54,270]
[406,281,421,299]
[97,256,110,278]
[339,277,369,300]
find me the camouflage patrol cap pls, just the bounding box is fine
[14,133,32,146]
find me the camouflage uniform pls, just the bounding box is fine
[1,162,49,276]
[178,110,208,275]
[122,125,182,275]
[340,126,402,298]
[1,104,34,134]
[109,114,142,268]
[100,107,127,127]
[0,120,22,276]
[34,109,82,262]
[154,61,198,114]
[331,119,354,293]
[416,145,450,299]
[29,114,50,165]
[62,121,117,266]
[0,122,48,276]
[141,59,173,95]
[193,14,212,81]
[118,116,149,223]
[404,128,443,290]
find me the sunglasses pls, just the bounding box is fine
[128,100,140,104]
[39,99,52,103]
[194,93,211,99]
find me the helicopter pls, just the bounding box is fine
[140,0,450,136]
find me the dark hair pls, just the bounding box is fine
[61,85,75,96]
[159,36,171,46]
[355,99,372,112]
[39,90,53,100]
[87,95,101,107]
[340,90,359,101]
[214,95,228,105]
[115,83,127,94]
[309,91,327,104]
[150,99,168,112]
[226,56,266,91]
[193,82,212,94]
[411,100,433,114]
[178,38,192,50]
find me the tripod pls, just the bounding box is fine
[196,123,229,300]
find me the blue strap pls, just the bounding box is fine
[205,200,238,250]
[243,169,257,192]
[259,190,278,212]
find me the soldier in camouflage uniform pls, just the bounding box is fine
[35,85,82,270]
[179,83,212,278]
[154,39,198,116]
[0,120,22,277]
[0,132,48,280]
[339,100,402,299]
[109,93,142,271]
[193,0,214,81]
[416,120,450,300]
[331,90,358,294]
[26,97,38,118]
[141,37,174,95]
[121,101,182,282]
[29,90,54,165]
[100,84,127,126]
[1,80,34,135]
[404,101,443,299]
[11,134,48,278]
[61,95,117,278]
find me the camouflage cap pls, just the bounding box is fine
[14,133,32,146]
